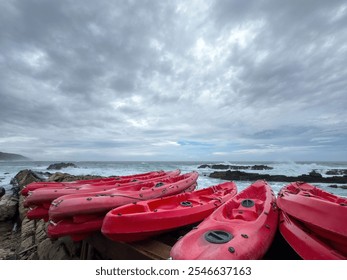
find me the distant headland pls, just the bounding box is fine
[0,151,30,161]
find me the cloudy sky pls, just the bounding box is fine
[1,0,347,161]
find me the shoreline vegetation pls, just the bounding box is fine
[1,162,347,260]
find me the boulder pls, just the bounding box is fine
[12,169,43,190]
[47,162,77,170]
[0,194,18,222]
[251,165,273,170]
[48,172,102,182]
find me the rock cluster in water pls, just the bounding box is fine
[47,162,78,170]
[209,169,347,185]
[198,164,273,170]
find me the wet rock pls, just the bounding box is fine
[309,170,322,178]
[326,169,347,176]
[47,162,77,170]
[209,170,347,184]
[198,164,273,170]
[251,165,273,170]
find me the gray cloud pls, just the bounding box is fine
[1,0,347,161]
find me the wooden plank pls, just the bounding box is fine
[87,233,171,260]
[130,239,171,260]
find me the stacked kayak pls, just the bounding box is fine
[101,181,237,242]
[277,182,347,259]
[21,170,167,196]
[170,180,278,259]
[24,169,180,221]
[47,171,199,240]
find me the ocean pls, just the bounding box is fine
[1,160,347,197]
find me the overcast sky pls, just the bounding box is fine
[1,0,347,161]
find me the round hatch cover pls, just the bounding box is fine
[241,199,255,208]
[204,230,233,244]
[180,201,192,207]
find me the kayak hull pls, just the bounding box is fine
[101,181,237,242]
[23,170,180,206]
[279,211,345,260]
[47,183,198,240]
[49,171,198,221]
[277,182,347,258]
[21,170,166,196]
[170,180,278,260]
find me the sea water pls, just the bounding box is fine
[1,160,347,197]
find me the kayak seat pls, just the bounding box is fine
[229,208,258,221]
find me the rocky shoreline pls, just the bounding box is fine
[1,164,347,260]
[201,164,347,188]
[209,170,347,187]
[0,169,102,260]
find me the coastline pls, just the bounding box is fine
[1,161,347,260]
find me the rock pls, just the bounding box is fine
[0,194,18,222]
[48,172,102,182]
[309,170,322,178]
[211,164,230,170]
[198,164,273,170]
[209,170,347,184]
[326,169,347,176]
[37,238,79,260]
[12,169,44,223]
[12,169,43,190]
[47,162,77,170]
[0,248,14,260]
[198,164,210,169]
[18,218,36,256]
[251,165,273,170]
[0,187,5,199]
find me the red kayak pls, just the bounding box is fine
[277,182,347,258]
[27,174,195,222]
[49,171,199,221]
[47,217,105,241]
[279,211,345,260]
[47,181,198,241]
[23,169,180,208]
[170,180,278,260]
[101,181,237,242]
[21,170,167,196]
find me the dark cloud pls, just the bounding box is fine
[1,0,346,160]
